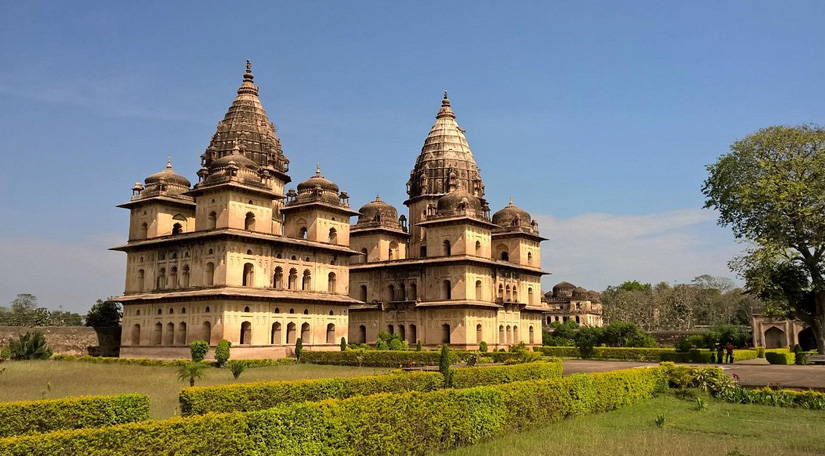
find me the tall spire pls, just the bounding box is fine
[315,162,322,176]
[237,59,259,96]
[166,155,172,169]
[436,90,455,119]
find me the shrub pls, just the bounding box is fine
[389,338,403,351]
[0,346,10,360]
[756,346,765,358]
[765,351,795,365]
[300,350,458,367]
[793,345,806,365]
[189,340,209,363]
[479,341,488,352]
[0,394,149,438]
[226,360,246,380]
[214,340,231,366]
[439,345,452,387]
[375,339,388,350]
[176,362,207,387]
[295,338,303,360]
[415,340,422,351]
[340,337,347,352]
[8,332,52,360]
[6,368,664,455]
[574,327,602,359]
[451,360,562,388]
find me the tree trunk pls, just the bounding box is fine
[814,293,825,355]
[190,378,195,387]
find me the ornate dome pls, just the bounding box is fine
[199,60,290,181]
[145,157,191,188]
[572,287,588,299]
[552,281,576,299]
[492,199,532,228]
[437,186,482,213]
[587,290,602,302]
[357,195,399,225]
[297,164,339,193]
[209,148,260,171]
[406,92,486,201]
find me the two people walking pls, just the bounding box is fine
[716,342,734,364]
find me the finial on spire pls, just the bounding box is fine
[375,193,381,202]
[315,162,321,176]
[166,155,172,169]
[508,197,514,206]
[243,59,254,82]
[442,90,450,106]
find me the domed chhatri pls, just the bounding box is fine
[492,199,533,229]
[436,185,483,214]
[145,156,191,188]
[288,164,347,206]
[551,281,577,299]
[357,194,399,225]
[134,156,192,200]
[297,163,340,193]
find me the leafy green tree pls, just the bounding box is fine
[214,339,231,366]
[618,281,652,292]
[438,344,452,387]
[479,341,488,352]
[85,300,122,327]
[703,124,825,353]
[295,338,303,360]
[574,327,602,359]
[190,340,209,362]
[176,362,207,387]
[340,337,347,352]
[9,331,53,360]
[601,322,656,347]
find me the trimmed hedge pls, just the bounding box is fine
[0,394,150,438]
[724,387,825,409]
[765,352,795,365]
[181,360,563,415]
[535,346,759,363]
[0,367,662,455]
[180,371,443,416]
[300,350,458,367]
[451,359,562,388]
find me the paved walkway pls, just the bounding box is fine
[562,359,825,390]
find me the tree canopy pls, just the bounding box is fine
[0,294,83,327]
[703,124,825,353]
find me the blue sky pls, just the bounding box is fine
[1,2,824,312]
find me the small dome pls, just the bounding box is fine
[357,195,398,225]
[552,281,576,299]
[587,290,602,302]
[145,158,191,188]
[297,164,339,193]
[572,287,588,298]
[210,152,259,171]
[492,200,532,228]
[437,187,482,213]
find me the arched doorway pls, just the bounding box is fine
[286,322,297,344]
[798,327,818,352]
[358,324,367,344]
[441,323,451,344]
[165,322,175,345]
[177,322,188,345]
[271,322,282,345]
[131,324,141,346]
[202,321,212,344]
[764,326,786,349]
[240,321,252,345]
[326,323,335,344]
[301,322,311,342]
[153,323,162,346]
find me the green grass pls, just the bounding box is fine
[441,394,825,456]
[0,360,389,419]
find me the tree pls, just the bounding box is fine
[214,339,231,366]
[85,300,122,327]
[9,331,53,360]
[190,340,209,362]
[438,344,452,387]
[574,327,602,359]
[618,281,652,292]
[176,362,207,387]
[703,124,825,353]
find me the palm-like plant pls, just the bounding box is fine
[176,362,207,387]
[9,331,52,360]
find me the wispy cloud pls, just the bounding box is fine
[0,234,124,313]
[535,208,742,292]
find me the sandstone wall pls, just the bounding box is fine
[0,326,121,357]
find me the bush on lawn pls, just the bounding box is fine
[8,331,52,360]
[0,394,149,438]
[765,351,795,365]
[189,340,209,363]
[214,340,231,366]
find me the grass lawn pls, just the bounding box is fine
[442,394,825,456]
[0,360,389,419]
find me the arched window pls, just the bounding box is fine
[498,284,504,299]
[157,268,166,290]
[169,308,174,315]
[244,212,256,231]
[513,326,519,344]
[289,308,295,314]
[528,287,534,305]
[327,272,337,293]
[202,321,212,344]
[286,322,297,344]
[181,307,186,314]
[177,322,188,345]
[288,268,298,290]
[410,283,417,300]
[271,322,282,345]
[205,306,210,313]
[500,251,509,261]
[326,323,335,344]
[157,308,162,315]
[153,322,163,346]
[273,267,284,289]
[131,324,141,346]
[360,284,368,302]
[505,285,511,301]
[443,280,451,300]
[172,223,183,235]
[205,262,215,286]
[410,324,417,344]
[136,309,140,316]
[441,324,451,344]
[475,280,483,300]
[136,269,145,292]
[302,270,311,291]
[529,326,535,344]
[274,307,280,313]
[244,306,250,313]
[400,284,407,301]
[139,222,149,239]
[181,265,190,288]
[169,266,178,288]
[399,324,406,341]
[299,227,308,239]
[358,325,367,344]
[360,248,368,263]
[506,325,512,344]
[389,242,398,260]
[165,322,175,346]
[527,251,533,264]
[513,288,518,302]
[442,240,451,256]
[475,240,482,256]
[476,324,483,344]
[303,309,309,315]
[242,263,254,287]
[240,321,252,345]
[207,212,217,230]
[301,322,310,342]
[387,284,395,302]
[499,325,505,344]
[328,228,337,244]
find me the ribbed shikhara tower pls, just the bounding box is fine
[348,93,549,350]
[112,62,360,359]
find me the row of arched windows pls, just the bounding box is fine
[381,282,418,302]
[496,284,535,304]
[239,321,337,345]
[131,321,212,346]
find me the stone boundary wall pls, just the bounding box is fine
[0,326,121,357]
[649,330,704,347]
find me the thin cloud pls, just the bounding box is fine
[535,208,742,292]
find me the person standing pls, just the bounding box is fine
[726,342,735,364]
